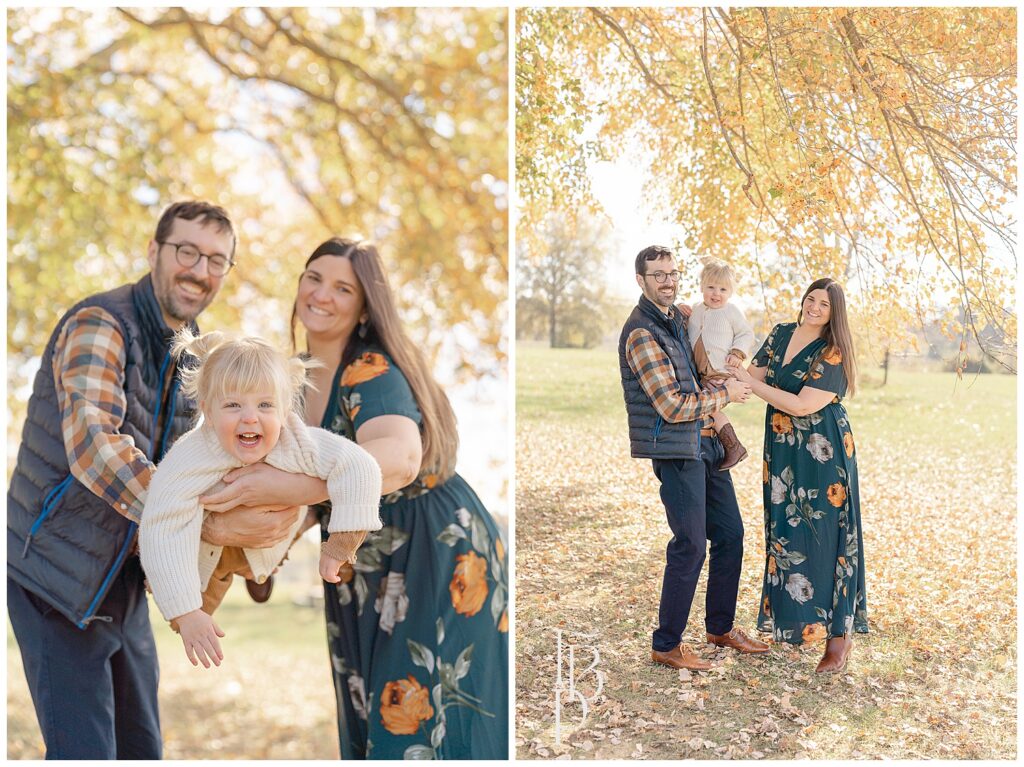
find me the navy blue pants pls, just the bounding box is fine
[651,439,744,652]
[7,556,162,760]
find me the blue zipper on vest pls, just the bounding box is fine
[78,350,173,628]
[156,377,180,461]
[149,351,172,442]
[21,474,75,558]
[77,520,136,628]
[652,415,664,445]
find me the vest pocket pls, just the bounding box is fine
[21,474,75,558]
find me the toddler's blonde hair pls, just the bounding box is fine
[699,257,736,290]
[172,329,321,415]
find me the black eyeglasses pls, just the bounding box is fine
[644,270,682,284]
[159,241,234,276]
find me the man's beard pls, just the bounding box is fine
[156,273,213,323]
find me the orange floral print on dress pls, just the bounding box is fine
[772,413,793,435]
[823,347,843,365]
[341,352,390,386]
[843,432,855,457]
[380,675,434,735]
[763,460,769,484]
[767,556,777,575]
[498,609,508,633]
[827,483,847,507]
[802,623,827,643]
[450,551,489,617]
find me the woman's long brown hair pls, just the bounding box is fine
[291,238,459,479]
[798,278,858,396]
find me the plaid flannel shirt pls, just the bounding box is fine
[624,327,728,428]
[52,306,161,523]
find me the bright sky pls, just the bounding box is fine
[591,158,688,302]
[590,156,762,313]
[588,149,1014,321]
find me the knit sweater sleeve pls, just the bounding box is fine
[268,412,383,533]
[686,303,705,349]
[139,427,229,621]
[727,304,755,359]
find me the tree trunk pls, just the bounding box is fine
[549,302,557,348]
[882,347,890,386]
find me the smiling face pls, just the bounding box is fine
[636,255,679,311]
[801,288,832,330]
[294,256,368,343]
[701,280,733,309]
[147,217,233,328]
[206,390,283,465]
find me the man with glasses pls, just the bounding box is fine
[618,245,768,671]
[7,201,301,758]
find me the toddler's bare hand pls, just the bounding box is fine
[319,553,346,584]
[174,609,225,669]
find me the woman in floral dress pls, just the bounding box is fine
[214,239,508,758]
[728,278,866,673]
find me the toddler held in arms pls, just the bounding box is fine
[140,330,381,668]
[686,258,754,470]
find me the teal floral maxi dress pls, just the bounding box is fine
[313,345,509,759]
[753,322,868,644]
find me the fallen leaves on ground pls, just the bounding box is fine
[516,370,1016,760]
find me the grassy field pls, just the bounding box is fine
[515,343,1016,760]
[7,538,340,759]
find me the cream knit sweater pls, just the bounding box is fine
[140,410,382,621]
[688,302,755,373]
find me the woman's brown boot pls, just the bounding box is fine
[717,423,748,470]
[815,634,853,673]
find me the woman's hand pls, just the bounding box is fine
[200,464,327,512]
[200,505,303,549]
[727,363,753,383]
[724,379,752,403]
[676,303,693,319]
[174,609,225,668]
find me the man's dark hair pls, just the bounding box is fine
[154,201,236,257]
[635,245,674,275]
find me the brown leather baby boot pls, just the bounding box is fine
[245,575,274,603]
[717,423,748,470]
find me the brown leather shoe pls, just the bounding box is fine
[245,575,274,604]
[717,423,748,470]
[815,634,853,673]
[706,626,770,654]
[651,644,714,671]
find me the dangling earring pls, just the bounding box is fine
[358,319,369,339]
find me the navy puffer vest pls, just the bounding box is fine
[7,274,198,628]
[618,295,702,460]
